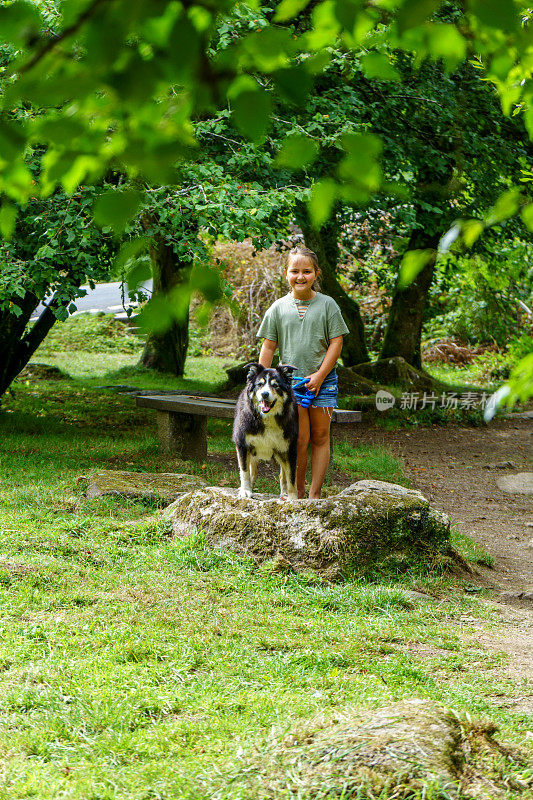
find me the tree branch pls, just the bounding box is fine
[19,0,112,76]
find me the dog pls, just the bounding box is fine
[232,363,298,500]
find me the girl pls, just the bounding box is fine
[257,246,349,498]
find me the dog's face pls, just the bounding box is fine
[246,364,295,417]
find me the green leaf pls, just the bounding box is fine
[467,0,519,32]
[309,179,338,228]
[274,135,319,169]
[341,132,382,160]
[360,53,400,81]
[2,159,33,203]
[241,28,293,72]
[274,0,313,22]
[272,66,312,106]
[0,120,26,163]
[167,16,200,72]
[190,264,222,303]
[397,0,441,32]
[41,152,102,196]
[115,237,151,274]
[398,249,435,288]
[36,117,86,145]
[307,0,341,50]
[484,189,521,226]
[426,24,466,69]
[521,204,533,231]
[488,53,514,80]
[337,133,382,200]
[93,189,143,234]
[126,258,152,292]
[0,1,43,46]
[460,219,484,248]
[143,4,181,46]
[136,294,175,334]
[0,203,17,240]
[524,107,533,140]
[507,353,533,403]
[304,51,332,74]
[167,284,192,321]
[334,0,362,31]
[110,56,161,103]
[231,88,272,142]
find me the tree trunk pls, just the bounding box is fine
[379,230,441,369]
[300,217,369,367]
[140,237,190,375]
[0,292,63,397]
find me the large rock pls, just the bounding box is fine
[86,470,207,506]
[168,480,450,579]
[264,700,463,798]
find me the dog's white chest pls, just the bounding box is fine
[245,423,287,460]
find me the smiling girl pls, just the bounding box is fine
[257,246,349,498]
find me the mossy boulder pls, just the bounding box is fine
[168,480,451,579]
[18,363,69,381]
[86,470,207,506]
[245,700,464,798]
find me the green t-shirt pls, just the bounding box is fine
[257,292,349,376]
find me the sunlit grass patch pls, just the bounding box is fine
[451,530,495,568]
[425,362,497,392]
[0,344,527,797]
[331,441,408,485]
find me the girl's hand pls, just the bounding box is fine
[304,372,324,394]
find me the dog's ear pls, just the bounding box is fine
[245,362,264,381]
[277,364,297,381]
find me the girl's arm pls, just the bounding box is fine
[259,339,278,368]
[305,336,343,393]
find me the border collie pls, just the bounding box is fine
[232,363,298,499]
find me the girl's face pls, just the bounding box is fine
[285,256,318,297]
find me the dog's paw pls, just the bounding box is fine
[287,492,298,501]
[238,488,253,499]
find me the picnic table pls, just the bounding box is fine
[136,394,362,460]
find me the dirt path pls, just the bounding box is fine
[355,415,533,695]
[359,416,533,595]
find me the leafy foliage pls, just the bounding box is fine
[0,0,532,398]
[0,186,114,319]
[426,242,533,347]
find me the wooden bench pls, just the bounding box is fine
[136,394,362,460]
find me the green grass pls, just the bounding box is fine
[38,311,145,354]
[32,350,231,389]
[451,530,495,569]
[424,362,499,392]
[331,441,409,485]
[0,344,529,798]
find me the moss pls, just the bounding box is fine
[169,484,451,580]
[86,470,207,506]
[230,700,465,799]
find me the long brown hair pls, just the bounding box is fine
[286,246,320,290]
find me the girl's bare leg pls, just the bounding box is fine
[296,405,310,498]
[308,407,333,499]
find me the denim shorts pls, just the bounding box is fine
[292,370,339,408]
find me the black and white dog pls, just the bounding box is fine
[232,363,298,500]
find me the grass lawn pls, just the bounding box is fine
[0,329,529,798]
